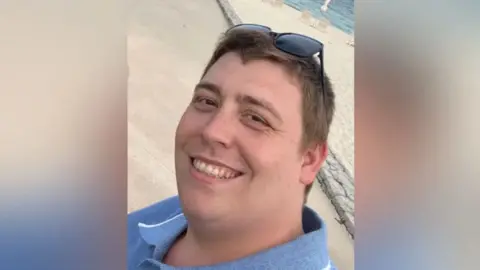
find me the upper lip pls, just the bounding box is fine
[190,155,242,173]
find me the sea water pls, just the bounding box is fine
[284,0,354,34]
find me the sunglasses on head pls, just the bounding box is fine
[226,23,325,87]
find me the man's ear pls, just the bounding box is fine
[300,142,328,185]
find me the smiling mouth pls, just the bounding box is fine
[190,157,243,179]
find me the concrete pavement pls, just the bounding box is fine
[127,0,353,269]
[128,0,229,211]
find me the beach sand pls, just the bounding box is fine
[127,0,353,269]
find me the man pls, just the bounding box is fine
[128,24,336,269]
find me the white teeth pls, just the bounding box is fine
[192,159,239,179]
[197,160,205,170]
[218,168,226,178]
[206,165,214,174]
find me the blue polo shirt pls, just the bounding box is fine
[128,196,336,270]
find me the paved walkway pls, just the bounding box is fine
[128,0,229,210]
[127,0,353,269]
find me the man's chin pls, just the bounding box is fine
[179,188,225,220]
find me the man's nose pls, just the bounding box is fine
[201,110,235,148]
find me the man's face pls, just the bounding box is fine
[174,52,320,225]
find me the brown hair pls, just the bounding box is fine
[201,29,335,202]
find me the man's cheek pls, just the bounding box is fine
[178,112,203,134]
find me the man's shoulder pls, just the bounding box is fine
[127,195,183,235]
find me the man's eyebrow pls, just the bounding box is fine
[194,81,222,96]
[239,94,283,123]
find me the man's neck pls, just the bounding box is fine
[164,212,304,267]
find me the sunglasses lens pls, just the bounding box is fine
[228,24,271,33]
[275,34,323,57]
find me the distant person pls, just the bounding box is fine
[128,24,336,269]
[320,0,355,46]
[321,0,332,12]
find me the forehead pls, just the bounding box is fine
[203,52,302,107]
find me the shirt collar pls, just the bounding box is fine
[138,206,332,269]
[139,213,187,246]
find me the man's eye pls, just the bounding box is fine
[203,98,217,106]
[244,112,270,127]
[193,96,217,109]
[249,114,265,123]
